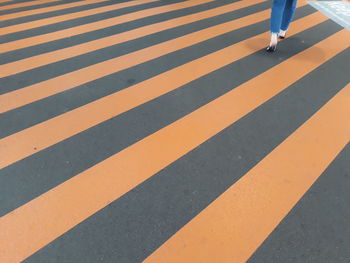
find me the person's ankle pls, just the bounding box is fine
[279,29,287,38]
[269,33,278,46]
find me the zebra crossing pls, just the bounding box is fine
[0,0,349,262]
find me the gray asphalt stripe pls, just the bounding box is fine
[0,0,81,16]
[0,5,313,137]
[0,0,124,27]
[0,0,235,61]
[0,0,186,43]
[0,0,271,86]
[248,143,350,263]
[23,43,350,263]
[0,0,34,8]
[0,21,344,217]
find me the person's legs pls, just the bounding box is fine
[270,0,287,33]
[279,0,297,37]
[268,0,286,51]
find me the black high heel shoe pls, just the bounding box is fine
[266,45,277,52]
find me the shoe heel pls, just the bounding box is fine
[266,45,277,52]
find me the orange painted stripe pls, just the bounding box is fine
[0,0,58,11]
[0,0,211,52]
[0,5,270,111]
[0,0,107,21]
[1,0,158,33]
[144,84,350,263]
[0,12,327,170]
[0,0,14,4]
[0,30,347,263]
[0,1,308,113]
[0,0,267,76]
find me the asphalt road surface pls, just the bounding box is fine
[0,0,349,262]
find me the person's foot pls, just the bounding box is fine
[266,45,277,52]
[278,30,287,39]
[267,33,278,52]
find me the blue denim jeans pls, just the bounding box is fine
[270,0,297,33]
